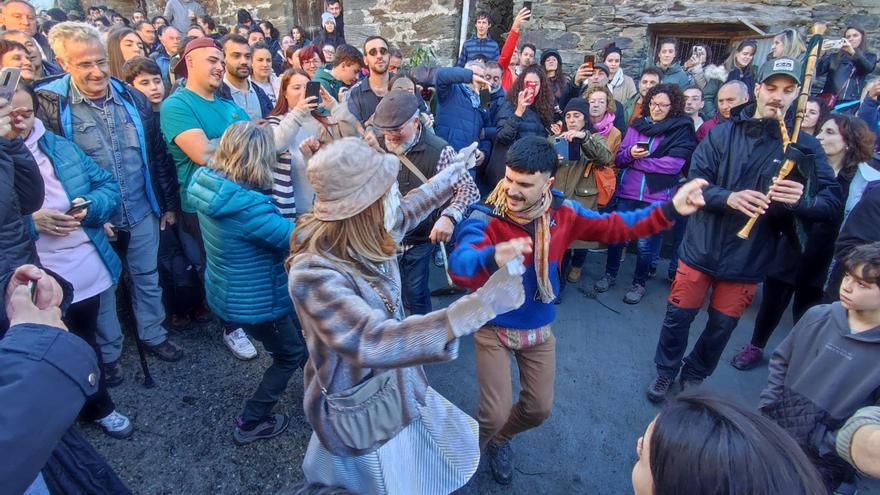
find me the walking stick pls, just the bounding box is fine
[737,25,824,239]
[114,229,157,388]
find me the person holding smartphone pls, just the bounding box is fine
[816,25,877,111]
[11,85,135,439]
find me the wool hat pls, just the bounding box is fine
[321,12,336,26]
[563,97,589,117]
[540,49,562,67]
[758,57,802,84]
[173,37,222,78]
[593,63,610,77]
[373,90,420,129]
[309,137,400,221]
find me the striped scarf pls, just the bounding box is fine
[486,181,555,303]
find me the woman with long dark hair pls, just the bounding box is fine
[817,25,878,112]
[106,27,145,79]
[800,96,829,136]
[732,114,874,371]
[485,65,554,188]
[724,39,758,90]
[539,49,574,117]
[595,83,696,304]
[632,389,826,495]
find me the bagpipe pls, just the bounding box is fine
[737,24,825,239]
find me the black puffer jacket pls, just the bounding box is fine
[35,75,180,214]
[817,49,878,103]
[681,101,841,282]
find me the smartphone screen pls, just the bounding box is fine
[583,54,594,69]
[0,67,21,102]
[305,81,322,105]
[636,140,650,153]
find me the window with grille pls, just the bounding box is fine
[647,22,773,69]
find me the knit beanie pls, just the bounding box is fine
[321,12,336,26]
[563,98,589,118]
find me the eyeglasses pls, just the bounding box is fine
[73,59,109,71]
[302,58,321,66]
[367,47,388,57]
[648,101,671,109]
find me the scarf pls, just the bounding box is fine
[608,68,624,90]
[462,84,481,109]
[592,112,616,137]
[486,180,555,303]
[631,115,697,192]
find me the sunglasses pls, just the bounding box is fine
[368,47,388,57]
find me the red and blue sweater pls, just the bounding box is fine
[449,191,679,329]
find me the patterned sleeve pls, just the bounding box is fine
[435,146,480,223]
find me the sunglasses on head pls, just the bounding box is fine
[368,47,388,57]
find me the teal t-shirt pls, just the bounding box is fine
[160,88,248,213]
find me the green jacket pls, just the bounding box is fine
[312,67,347,100]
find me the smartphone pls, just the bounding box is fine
[479,88,491,109]
[0,67,21,102]
[524,80,537,104]
[636,140,650,153]
[823,39,845,51]
[554,136,581,161]
[583,54,595,70]
[523,1,532,12]
[305,81,322,105]
[65,199,93,216]
[27,279,37,303]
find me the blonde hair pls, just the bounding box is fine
[773,29,806,60]
[287,200,397,274]
[48,21,103,63]
[582,83,617,114]
[209,121,276,190]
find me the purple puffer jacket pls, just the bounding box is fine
[615,127,686,203]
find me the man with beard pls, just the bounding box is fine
[160,37,256,359]
[696,80,749,142]
[218,34,272,120]
[347,35,390,124]
[449,135,709,485]
[367,90,480,315]
[644,58,841,403]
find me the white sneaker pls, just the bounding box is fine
[224,328,258,360]
[96,410,134,439]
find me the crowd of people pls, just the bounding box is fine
[1,1,879,494]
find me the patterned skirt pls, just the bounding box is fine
[302,387,479,495]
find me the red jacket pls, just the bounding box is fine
[500,29,520,93]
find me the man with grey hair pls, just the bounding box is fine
[0,0,54,63]
[36,22,184,395]
[696,79,750,142]
[368,90,480,315]
[430,60,491,173]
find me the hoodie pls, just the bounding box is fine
[657,62,691,88]
[188,167,294,324]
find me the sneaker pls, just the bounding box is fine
[233,414,290,445]
[593,274,616,293]
[96,410,134,439]
[102,360,124,387]
[566,266,582,283]
[224,328,257,360]
[486,440,513,485]
[147,339,183,362]
[731,344,764,370]
[679,377,703,391]
[646,375,673,403]
[623,283,646,304]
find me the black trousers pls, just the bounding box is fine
[63,295,115,421]
[750,277,823,349]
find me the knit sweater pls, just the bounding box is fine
[288,163,474,457]
[449,193,679,329]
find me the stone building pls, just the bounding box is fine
[79,0,879,77]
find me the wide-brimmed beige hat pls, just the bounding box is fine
[308,137,400,221]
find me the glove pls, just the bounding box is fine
[445,257,526,338]
[450,142,480,171]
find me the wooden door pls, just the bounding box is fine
[292,0,323,39]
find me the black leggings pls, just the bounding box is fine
[750,277,824,349]
[63,295,116,421]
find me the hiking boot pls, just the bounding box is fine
[224,328,257,360]
[679,377,704,391]
[731,344,764,370]
[96,410,134,439]
[102,360,124,387]
[623,283,646,304]
[593,274,616,293]
[233,414,290,445]
[147,339,183,362]
[486,440,513,485]
[566,266,582,283]
[646,375,673,403]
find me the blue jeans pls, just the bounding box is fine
[240,316,308,422]
[604,198,664,286]
[96,214,168,363]
[398,243,434,315]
